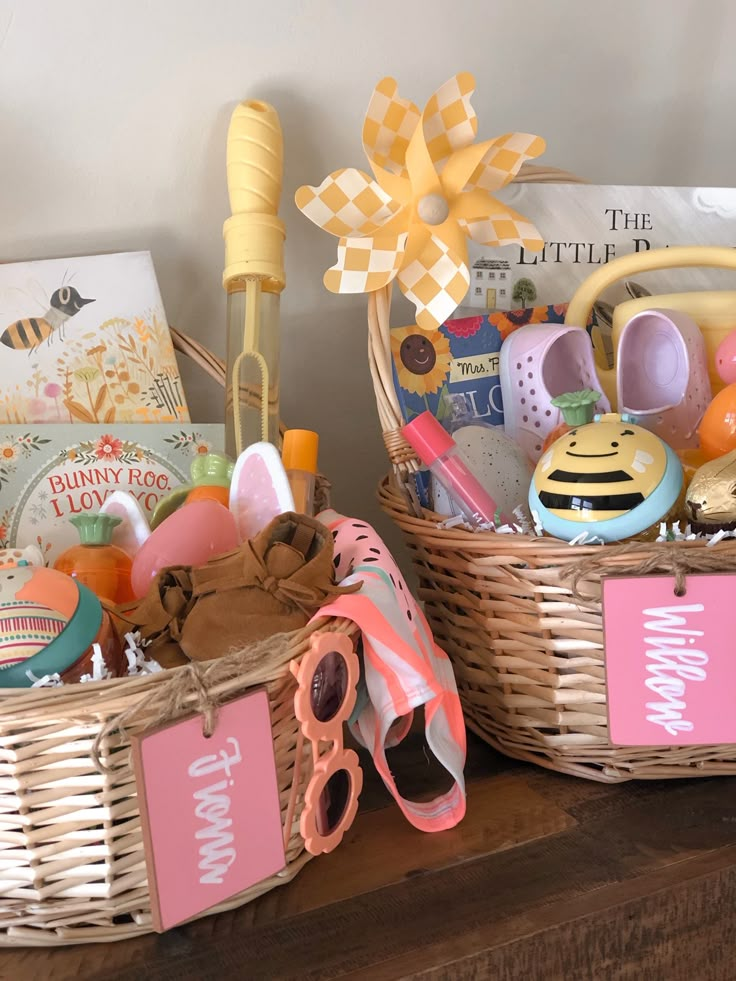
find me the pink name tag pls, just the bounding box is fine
[132,689,285,932]
[603,574,736,746]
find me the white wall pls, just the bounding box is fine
[2,0,736,548]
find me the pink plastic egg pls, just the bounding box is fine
[130,499,239,599]
[716,329,736,384]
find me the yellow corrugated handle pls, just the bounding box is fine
[565,246,736,328]
[223,100,286,290]
[227,99,282,216]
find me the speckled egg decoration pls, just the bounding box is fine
[431,425,533,520]
[0,564,74,668]
[229,442,295,541]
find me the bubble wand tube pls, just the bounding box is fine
[223,100,286,456]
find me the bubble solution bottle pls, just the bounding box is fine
[223,100,285,456]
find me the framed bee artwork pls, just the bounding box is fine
[0,251,190,425]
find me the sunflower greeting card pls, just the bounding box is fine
[0,423,223,563]
[0,251,189,425]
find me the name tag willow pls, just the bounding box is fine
[132,689,285,932]
[603,574,736,746]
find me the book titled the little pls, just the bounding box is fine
[465,184,736,310]
[0,251,189,424]
[0,423,223,563]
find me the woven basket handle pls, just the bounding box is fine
[565,245,736,328]
[171,326,225,387]
[367,163,587,473]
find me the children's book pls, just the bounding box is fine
[0,251,189,424]
[464,184,736,311]
[0,423,223,563]
[391,303,590,431]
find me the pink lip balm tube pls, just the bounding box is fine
[402,411,504,527]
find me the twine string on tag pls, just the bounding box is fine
[559,540,736,603]
[90,632,295,774]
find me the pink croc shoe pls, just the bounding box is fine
[616,308,711,449]
[500,324,609,461]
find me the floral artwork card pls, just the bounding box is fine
[0,423,223,563]
[0,251,190,424]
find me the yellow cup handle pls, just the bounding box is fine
[565,246,736,328]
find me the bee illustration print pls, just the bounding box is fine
[0,286,94,354]
[529,412,683,543]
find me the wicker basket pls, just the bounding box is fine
[0,333,355,945]
[369,164,736,783]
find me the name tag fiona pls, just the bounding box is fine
[132,689,285,932]
[603,574,736,746]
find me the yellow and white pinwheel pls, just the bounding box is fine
[296,73,545,332]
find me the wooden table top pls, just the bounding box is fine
[7,727,736,981]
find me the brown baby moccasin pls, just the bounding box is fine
[127,512,358,667]
[122,566,195,668]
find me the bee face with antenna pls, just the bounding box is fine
[50,286,95,318]
[530,413,683,542]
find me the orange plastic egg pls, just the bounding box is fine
[185,484,231,507]
[541,389,600,454]
[541,421,570,454]
[697,384,736,460]
[677,447,710,486]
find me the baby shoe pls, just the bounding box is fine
[500,324,609,461]
[122,566,195,668]
[180,512,360,662]
[616,308,711,449]
[126,513,359,667]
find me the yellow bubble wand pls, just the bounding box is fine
[223,100,286,457]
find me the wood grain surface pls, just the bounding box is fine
[4,729,736,981]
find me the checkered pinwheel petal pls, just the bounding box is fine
[422,73,478,173]
[458,200,544,250]
[464,132,546,192]
[396,234,470,332]
[295,169,404,238]
[295,72,547,316]
[362,77,420,179]
[323,234,408,294]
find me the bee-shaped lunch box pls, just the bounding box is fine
[529,413,683,542]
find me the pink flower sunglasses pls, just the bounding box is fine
[290,631,363,855]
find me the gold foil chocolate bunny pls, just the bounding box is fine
[686,449,736,530]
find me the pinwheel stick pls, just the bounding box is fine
[367,285,421,474]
